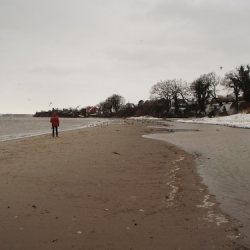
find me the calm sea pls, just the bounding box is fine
[0,116,111,142]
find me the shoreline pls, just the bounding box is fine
[0,119,246,249]
[0,117,114,142]
[144,120,250,245]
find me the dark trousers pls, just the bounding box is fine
[52,126,58,137]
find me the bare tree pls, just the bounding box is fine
[109,94,125,112]
[222,70,241,112]
[238,65,250,102]
[150,79,192,114]
[190,74,212,115]
[105,97,113,113]
[150,80,172,103]
[222,65,250,112]
[97,101,107,112]
[98,94,125,113]
[179,81,193,104]
[207,72,221,101]
[169,80,181,113]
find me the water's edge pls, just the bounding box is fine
[143,121,250,244]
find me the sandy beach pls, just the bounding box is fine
[0,119,246,249]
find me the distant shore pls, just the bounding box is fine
[0,119,245,249]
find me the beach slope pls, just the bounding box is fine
[0,119,244,249]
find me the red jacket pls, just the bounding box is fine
[50,113,59,127]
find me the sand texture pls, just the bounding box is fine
[0,119,246,249]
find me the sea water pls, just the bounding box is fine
[0,116,110,142]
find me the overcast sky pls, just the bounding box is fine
[1,0,250,114]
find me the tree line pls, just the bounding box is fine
[35,64,250,118]
[96,64,250,117]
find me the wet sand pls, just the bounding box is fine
[0,119,246,249]
[144,120,250,246]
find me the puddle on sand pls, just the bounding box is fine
[144,121,250,244]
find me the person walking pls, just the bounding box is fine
[50,113,60,137]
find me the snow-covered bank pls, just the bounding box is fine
[129,114,250,129]
[176,113,250,129]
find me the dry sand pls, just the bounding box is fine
[0,119,246,250]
